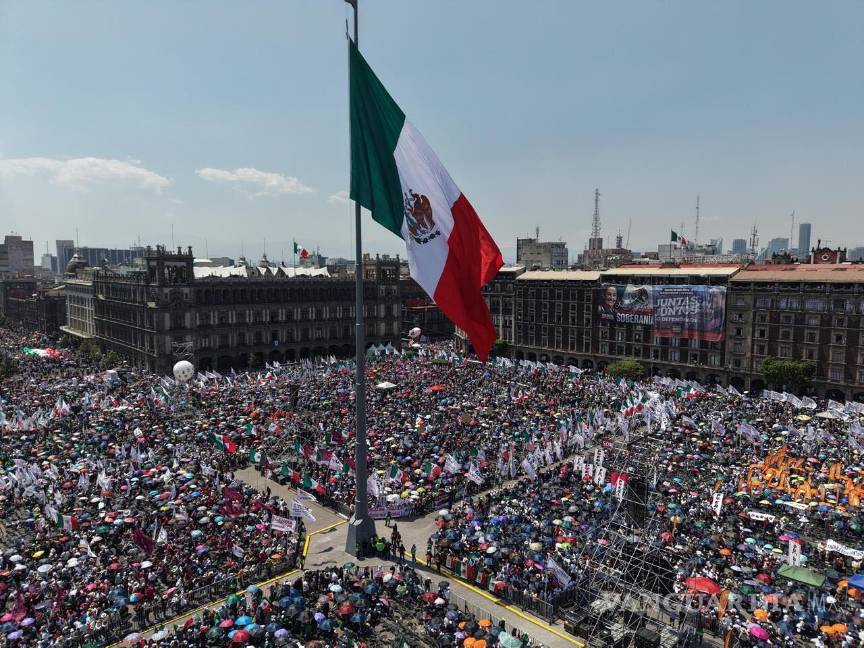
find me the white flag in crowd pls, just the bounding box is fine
[521,457,537,481]
[465,463,483,485]
[290,500,316,522]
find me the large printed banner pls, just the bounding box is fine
[596,284,726,342]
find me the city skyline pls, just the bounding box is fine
[2,1,862,263]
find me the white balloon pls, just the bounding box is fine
[409,327,422,338]
[173,360,195,382]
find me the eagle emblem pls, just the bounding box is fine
[404,190,442,245]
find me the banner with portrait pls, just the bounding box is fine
[596,284,726,342]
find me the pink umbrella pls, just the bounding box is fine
[748,624,769,641]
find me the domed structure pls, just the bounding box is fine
[64,251,89,276]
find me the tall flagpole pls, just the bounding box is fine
[344,0,376,556]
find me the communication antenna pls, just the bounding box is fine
[749,224,760,256]
[789,211,796,252]
[591,189,601,239]
[694,195,700,246]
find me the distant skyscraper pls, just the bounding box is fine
[764,237,790,260]
[798,223,812,257]
[731,238,747,254]
[848,247,864,262]
[0,235,35,276]
[56,240,74,272]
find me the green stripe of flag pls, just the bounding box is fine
[349,40,406,238]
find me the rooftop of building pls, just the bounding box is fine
[731,263,864,283]
[192,265,331,280]
[517,269,602,281]
[601,264,743,278]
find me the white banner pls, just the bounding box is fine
[711,492,724,517]
[593,465,607,486]
[823,539,864,561]
[787,540,802,566]
[271,514,296,533]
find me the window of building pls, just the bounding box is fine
[779,329,792,341]
[806,315,820,326]
[756,313,768,324]
[805,298,826,312]
[833,316,847,328]
[616,344,625,355]
[731,313,745,323]
[833,333,846,345]
[615,329,625,342]
[732,358,742,369]
[734,296,746,307]
[670,337,680,347]
[734,327,743,337]
[780,314,793,325]
[830,348,845,363]
[599,342,609,354]
[689,338,700,349]
[804,347,816,361]
[779,297,800,310]
[733,342,743,353]
[858,367,864,384]
[832,299,846,312]
[633,330,642,343]
[708,353,721,366]
[755,343,767,355]
[669,349,680,362]
[756,297,772,308]
[779,344,792,358]
[829,367,844,382]
[652,348,660,360]
[756,328,767,339]
[652,335,661,346]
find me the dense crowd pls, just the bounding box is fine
[2,323,864,647]
[120,564,545,647]
[0,329,304,646]
[431,380,864,647]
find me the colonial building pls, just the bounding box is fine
[593,266,738,384]
[0,278,66,335]
[87,246,402,374]
[726,264,864,401]
[511,270,599,364]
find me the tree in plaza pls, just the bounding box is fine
[762,356,815,393]
[100,350,121,369]
[606,357,645,380]
[79,339,102,361]
[0,353,17,381]
[490,339,509,358]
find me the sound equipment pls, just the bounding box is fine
[625,477,648,527]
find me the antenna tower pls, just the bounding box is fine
[749,224,760,256]
[789,211,796,251]
[694,195,700,246]
[591,189,601,239]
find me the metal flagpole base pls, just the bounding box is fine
[345,514,377,556]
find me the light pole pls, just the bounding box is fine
[344,0,376,556]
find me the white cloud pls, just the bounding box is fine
[327,190,350,205]
[196,166,313,197]
[0,156,172,192]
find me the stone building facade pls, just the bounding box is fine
[88,246,402,374]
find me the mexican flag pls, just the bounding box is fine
[293,240,309,259]
[386,465,403,483]
[280,465,301,484]
[671,230,689,246]
[210,432,237,454]
[58,514,79,532]
[349,40,502,361]
[249,449,262,464]
[301,475,326,495]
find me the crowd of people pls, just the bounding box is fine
[0,329,304,646]
[430,379,864,647]
[116,564,544,648]
[2,322,864,647]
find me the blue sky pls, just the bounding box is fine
[1,0,862,263]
